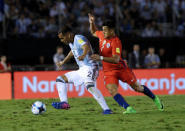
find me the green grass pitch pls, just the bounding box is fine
[0,95,185,131]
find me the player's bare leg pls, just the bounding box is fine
[131,82,164,111]
[106,84,136,114]
[52,75,70,109]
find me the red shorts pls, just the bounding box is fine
[104,68,137,86]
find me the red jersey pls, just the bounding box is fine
[95,31,127,72]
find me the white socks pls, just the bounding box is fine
[56,80,110,111]
[87,86,110,111]
[56,82,68,102]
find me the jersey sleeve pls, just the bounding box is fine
[75,35,88,47]
[112,39,122,56]
[95,31,104,39]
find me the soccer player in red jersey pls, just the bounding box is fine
[88,13,164,114]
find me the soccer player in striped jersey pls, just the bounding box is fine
[88,13,164,114]
[52,25,112,114]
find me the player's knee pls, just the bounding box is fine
[85,82,95,90]
[56,75,68,83]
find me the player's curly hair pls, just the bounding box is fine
[58,25,72,35]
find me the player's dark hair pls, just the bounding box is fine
[58,25,72,35]
[102,19,115,29]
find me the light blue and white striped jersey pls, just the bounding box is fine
[69,35,98,68]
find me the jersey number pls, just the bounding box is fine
[87,70,96,80]
[87,71,92,77]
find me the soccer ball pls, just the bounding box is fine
[31,101,46,115]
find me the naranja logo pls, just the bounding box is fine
[22,76,86,96]
[22,73,185,96]
[119,73,185,95]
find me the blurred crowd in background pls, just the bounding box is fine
[0,0,185,72]
[0,0,185,38]
[1,43,185,72]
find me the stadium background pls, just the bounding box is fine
[0,0,185,99]
[0,0,185,131]
[0,0,184,68]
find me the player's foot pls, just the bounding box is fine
[123,106,136,114]
[102,109,113,114]
[52,102,70,109]
[154,96,164,111]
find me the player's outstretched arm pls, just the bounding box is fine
[78,44,90,61]
[91,54,120,64]
[88,13,98,37]
[61,50,73,64]
[56,51,73,69]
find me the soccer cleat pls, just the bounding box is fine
[52,102,70,110]
[123,106,136,114]
[154,96,164,111]
[102,109,113,114]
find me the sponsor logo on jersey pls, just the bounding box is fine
[116,48,120,53]
[106,43,110,48]
[78,39,84,44]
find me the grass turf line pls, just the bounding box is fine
[0,95,185,131]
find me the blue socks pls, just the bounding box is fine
[113,86,155,109]
[114,93,129,109]
[143,85,155,99]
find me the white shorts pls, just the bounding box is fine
[65,66,99,86]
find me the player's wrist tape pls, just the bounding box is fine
[100,56,104,61]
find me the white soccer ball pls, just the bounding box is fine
[31,101,46,115]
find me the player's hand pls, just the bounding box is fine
[56,61,64,70]
[88,13,95,23]
[90,54,100,61]
[78,55,85,61]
